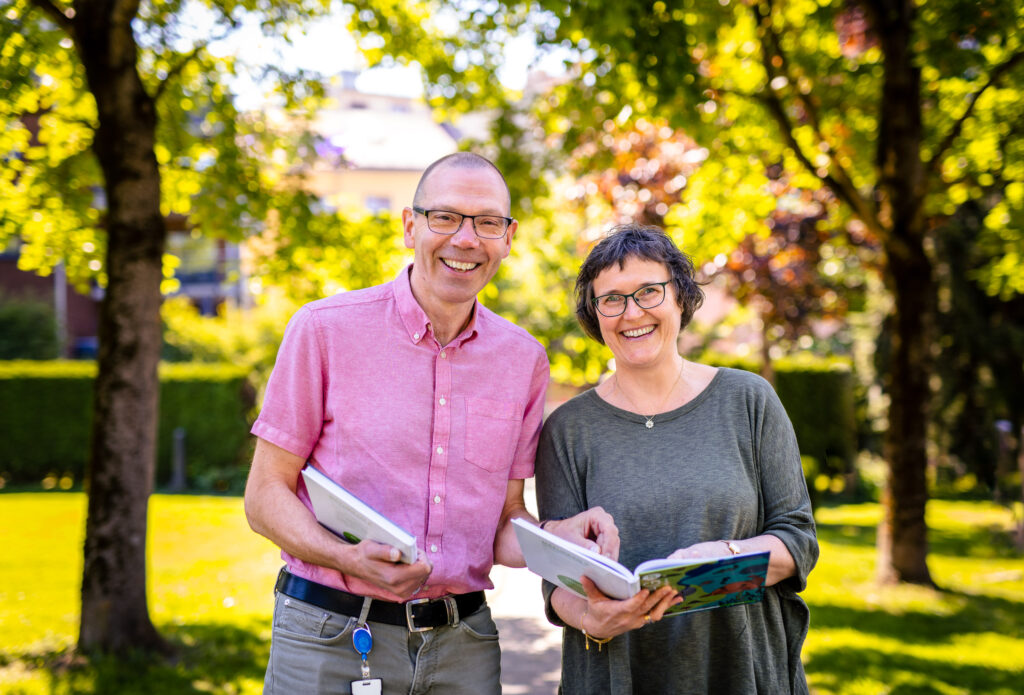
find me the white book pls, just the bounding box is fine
[301,465,418,564]
[512,518,769,616]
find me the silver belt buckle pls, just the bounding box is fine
[404,596,460,632]
[405,598,432,632]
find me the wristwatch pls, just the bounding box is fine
[722,540,742,555]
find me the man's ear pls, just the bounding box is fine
[501,219,517,258]
[402,207,416,249]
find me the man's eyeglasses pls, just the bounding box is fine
[592,282,671,317]
[412,207,514,239]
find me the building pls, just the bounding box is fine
[305,72,465,216]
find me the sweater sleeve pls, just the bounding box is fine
[535,405,589,627]
[756,383,819,593]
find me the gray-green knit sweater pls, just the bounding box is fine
[536,368,818,695]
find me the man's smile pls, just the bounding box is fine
[442,258,481,272]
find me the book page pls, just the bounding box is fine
[512,518,637,599]
[636,550,770,616]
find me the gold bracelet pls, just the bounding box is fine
[580,607,613,652]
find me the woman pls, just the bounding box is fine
[536,224,818,694]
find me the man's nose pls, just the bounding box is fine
[450,217,480,247]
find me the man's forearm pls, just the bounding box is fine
[493,503,534,568]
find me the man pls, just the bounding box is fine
[245,152,616,694]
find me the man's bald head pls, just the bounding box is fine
[413,152,512,214]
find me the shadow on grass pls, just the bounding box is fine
[810,589,1024,645]
[4,618,565,694]
[815,519,1019,559]
[808,644,1024,695]
[2,621,268,695]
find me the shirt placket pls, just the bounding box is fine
[425,342,453,559]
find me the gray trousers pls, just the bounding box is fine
[263,590,502,695]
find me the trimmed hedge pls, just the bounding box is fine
[702,353,857,475]
[0,354,855,492]
[0,361,254,490]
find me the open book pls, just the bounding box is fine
[512,518,769,616]
[301,465,418,563]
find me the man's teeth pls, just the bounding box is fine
[443,259,478,271]
[623,326,655,338]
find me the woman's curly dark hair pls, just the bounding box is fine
[575,224,705,345]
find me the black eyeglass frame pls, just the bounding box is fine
[591,281,672,318]
[412,206,514,239]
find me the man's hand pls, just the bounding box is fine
[543,507,620,560]
[344,542,434,600]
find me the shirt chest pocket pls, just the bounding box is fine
[464,397,524,473]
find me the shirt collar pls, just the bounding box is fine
[394,264,480,346]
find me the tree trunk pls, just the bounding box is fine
[871,0,934,586]
[72,0,167,653]
[877,245,934,585]
[759,307,775,385]
[1017,424,1024,552]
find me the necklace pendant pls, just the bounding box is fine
[645,419,654,429]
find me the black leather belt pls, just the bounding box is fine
[275,569,485,632]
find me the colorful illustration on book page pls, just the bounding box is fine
[644,553,769,614]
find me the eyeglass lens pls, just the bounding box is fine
[596,284,667,317]
[426,211,508,238]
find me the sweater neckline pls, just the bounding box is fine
[586,366,726,425]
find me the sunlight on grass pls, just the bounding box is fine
[2,494,1023,694]
[0,493,281,695]
[805,500,1024,695]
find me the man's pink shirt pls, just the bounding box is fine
[251,266,549,601]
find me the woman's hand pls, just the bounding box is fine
[668,540,733,561]
[577,576,680,639]
[669,536,797,586]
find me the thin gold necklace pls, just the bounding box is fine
[614,360,685,429]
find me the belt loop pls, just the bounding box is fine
[357,596,372,626]
[444,595,460,627]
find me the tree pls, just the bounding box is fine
[0,0,338,652]
[932,201,1024,498]
[355,0,1024,584]
[558,116,878,381]
[540,0,1024,584]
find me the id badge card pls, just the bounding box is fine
[351,624,381,694]
[350,678,382,694]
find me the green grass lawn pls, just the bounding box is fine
[804,500,1024,695]
[1,493,1022,694]
[0,493,282,695]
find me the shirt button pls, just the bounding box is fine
[439,397,446,405]
[440,351,447,359]
[414,332,420,340]
[433,495,441,504]
[430,544,438,553]
[436,446,443,455]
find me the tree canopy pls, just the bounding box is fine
[0,0,380,653]
[353,0,1024,584]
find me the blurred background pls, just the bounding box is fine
[1,1,1022,692]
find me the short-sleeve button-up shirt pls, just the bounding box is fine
[251,265,549,601]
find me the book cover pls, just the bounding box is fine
[512,518,769,615]
[301,465,418,563]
